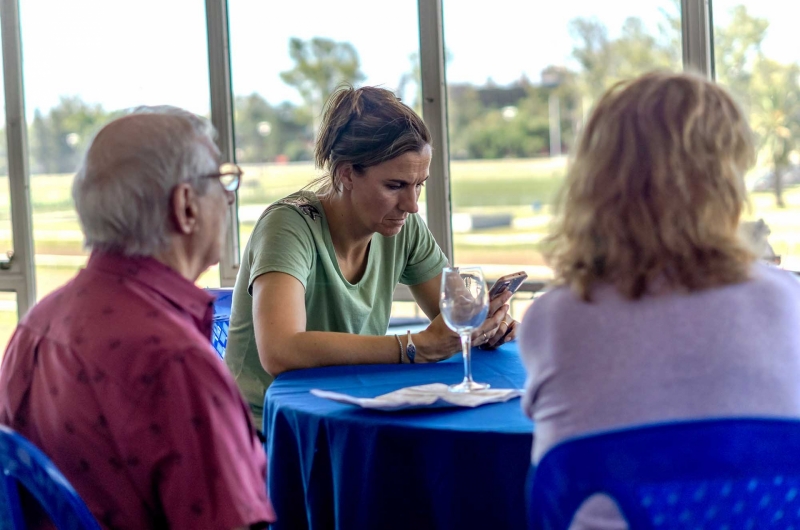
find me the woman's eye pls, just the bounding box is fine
[388,184,403,190]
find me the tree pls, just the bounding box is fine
[234,94,313,163]
[569,15,678,111]
[396,52,423,115]
[540,65,582,154]
[747,59,800,207]
[459,94,549,159]
[569,17,614,106]
[657,0,683,68]
[714,5,800,207]
[565,5,800,207]
[280,37,366,133]
[397,49,453,116]
[28,97,109,174]
[713,5,769,112]
[447,84,485,159]
[30,110,56,174]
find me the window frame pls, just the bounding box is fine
[1,0,36,316]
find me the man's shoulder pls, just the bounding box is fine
[25,274,211,364]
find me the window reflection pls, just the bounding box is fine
[19,0,213,291]
[228,1,421,323]
[0,59,16,349]
[443,0,682,293]
[713,1,800,271]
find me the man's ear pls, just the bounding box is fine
[170,183,200,235]
[338,164,354,191]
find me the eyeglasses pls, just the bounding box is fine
[202,162,243,192]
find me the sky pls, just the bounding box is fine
[14,0,800,121]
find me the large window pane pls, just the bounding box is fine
[0,292,17,359]
[0,60,17,351]
[229,0,421,251]
[443,0,682,292]
[713,1,800,271]
[20,0,216,294]
[0,63,11,261]
[229,1,422,320]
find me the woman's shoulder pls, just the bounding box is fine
[256,190,324,225]
[527,284,584,313]
[245,191,326,251]
[746,261,800,299]
[520,284,579,332]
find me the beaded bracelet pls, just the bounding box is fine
[394,334,404,364]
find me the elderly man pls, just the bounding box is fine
[0,107,276,529]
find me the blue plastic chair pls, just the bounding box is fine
[527,418,800,529]
[0,425,100,529]
[206,287,233,359]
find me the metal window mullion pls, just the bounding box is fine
[205,0,239,287]
[681,0,713,77]
[1,0,36,317]
[417,0,453,264]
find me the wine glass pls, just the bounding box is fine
[439,266,490,392]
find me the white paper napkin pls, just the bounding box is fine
[310,383,522,411]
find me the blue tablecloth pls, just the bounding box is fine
[264,341,534,530]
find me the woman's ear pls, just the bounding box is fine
[170,182,200,235]
[338,164,355,191]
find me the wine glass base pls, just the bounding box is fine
[448,380,491,393]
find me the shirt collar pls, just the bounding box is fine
[86,251,215,325]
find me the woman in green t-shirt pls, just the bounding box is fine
[226,86,518,424]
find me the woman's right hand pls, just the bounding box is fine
[414,290,512,363]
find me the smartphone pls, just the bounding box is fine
[488,271,528,300]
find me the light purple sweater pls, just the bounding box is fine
[519,263,800,528]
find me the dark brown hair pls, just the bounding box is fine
[312,85,431,192]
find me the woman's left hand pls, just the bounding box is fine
[479,316,518,350]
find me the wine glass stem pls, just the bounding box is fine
[460,331,474,383]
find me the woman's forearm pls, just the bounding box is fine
[260,331,404,375]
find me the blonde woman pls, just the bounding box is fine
[519,71,800,529]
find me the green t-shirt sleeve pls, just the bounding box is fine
[399,213,449,286]
[246,205,314,294]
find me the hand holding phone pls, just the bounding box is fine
[488,271,528,300]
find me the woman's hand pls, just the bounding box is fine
[472,290,513,348]
[478,315,519,350]
[413,290,513,362]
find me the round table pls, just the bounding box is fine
[264,341,534,530]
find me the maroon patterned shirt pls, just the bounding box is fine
[0,252,276,529]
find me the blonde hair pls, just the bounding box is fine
[546,71,756,301]
[310,85,431,194]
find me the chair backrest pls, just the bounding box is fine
[527,418,800,530]
[0,425,100,530]
[206,287,233,359]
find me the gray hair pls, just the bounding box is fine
[72,105,219,256]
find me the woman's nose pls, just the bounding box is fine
[402,188,419,213]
